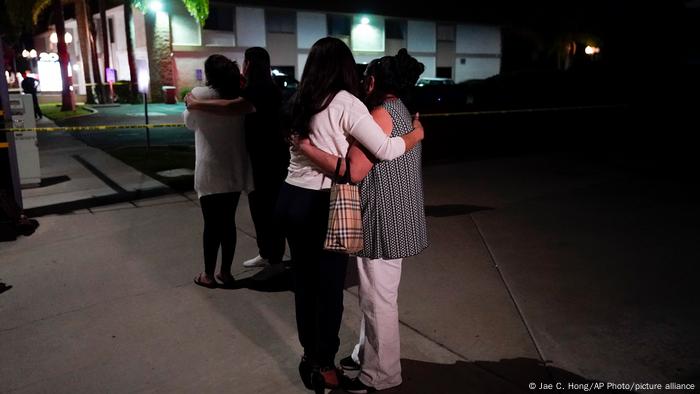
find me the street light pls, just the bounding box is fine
[149,0,163,12]
[22,49,39,75]
[49,32,73,44]
[137,67,151,150]
[585,45,600,55]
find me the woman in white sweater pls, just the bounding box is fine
[183,55,253,289]
[278,37,424,393]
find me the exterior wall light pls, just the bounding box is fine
[149,1,163,13]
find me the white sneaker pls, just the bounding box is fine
[242,255,269,268]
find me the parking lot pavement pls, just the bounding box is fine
[2,145,698,392]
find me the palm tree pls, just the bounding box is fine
[132,0,208,102]
[98,0,112,103]
[123,0,138,103]
[50,0,76,111]
[73,0,97,104]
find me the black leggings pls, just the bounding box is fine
[199,192,241,276]
[277,183,348,366]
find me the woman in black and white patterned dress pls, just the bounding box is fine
[298,49,427,393]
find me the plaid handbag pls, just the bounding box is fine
[324,157,364,254]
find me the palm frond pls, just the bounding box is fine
[182,0,208,25]
[133,0,208,25]
[31,0,53,25]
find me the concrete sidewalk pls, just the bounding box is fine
[1,140,699,393]
[20,117,171,215]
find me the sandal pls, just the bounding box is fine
[215,273,236,288]
[193,272,217,289]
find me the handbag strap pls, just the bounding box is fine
[333,157,352,185]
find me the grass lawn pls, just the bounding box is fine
[108,145,195,192]
[40,103,93,122]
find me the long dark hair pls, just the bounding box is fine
[290,37,360,137]
[205,54,240,99]
[363,49,424,110]
[244,47,275,90]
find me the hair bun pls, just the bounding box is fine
[394,49,425,89]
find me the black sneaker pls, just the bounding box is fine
[340,355,360,371]
[342,376,376,393]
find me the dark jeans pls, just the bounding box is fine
[248,153,287,263]
[31,93,42,118]
[277,182,348,366]
[199,192,241,276]
[248,182,285,263]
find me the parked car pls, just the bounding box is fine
[416,77,455,86]
[273,73,299,103]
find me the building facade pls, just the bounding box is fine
[35,2,502,99]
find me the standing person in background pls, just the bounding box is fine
[279,37,424,393]
[21,73,43,120]
[186,47,289,269]
[184,55,253,289]
[296,49,428,393]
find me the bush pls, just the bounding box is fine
[179,87,193,101]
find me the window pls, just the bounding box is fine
[436,67,452,79]
[204,4,235,31]
[385,19,406,39]
[266,10,295,34]
[327,14,351,37]
[437,24,455,42]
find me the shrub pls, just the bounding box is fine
[179,87,193,101]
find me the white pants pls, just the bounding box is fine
[351,257,403,390]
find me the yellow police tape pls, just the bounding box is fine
[0,105,625,133]
[0,123,186,133]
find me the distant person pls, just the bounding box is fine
[186,47,289,269]
[21,73,43,120]
[183,54,253,289]
[296,49,428,393]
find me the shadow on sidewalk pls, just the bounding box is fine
[223,262,294,292]
[222,257,362,293]
[330,358,637,393]
[0,281,12,295]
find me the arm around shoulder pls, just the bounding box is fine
[186,89,256,115]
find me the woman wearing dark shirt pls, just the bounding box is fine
[186,47,289,269]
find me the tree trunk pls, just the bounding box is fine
[74,0,95,104]
[87,10,105,103]
[144,11,173,102]
[98,0,112,103]
[53,0,75,111]
[123,0,139,104]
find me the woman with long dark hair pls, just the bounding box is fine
[183,54,252,288]
[278,37,424,393]
[297,49,428,393]
[186,47,289,269]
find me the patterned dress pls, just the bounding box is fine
[357,99,429,259]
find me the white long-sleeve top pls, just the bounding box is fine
[183,86,254,198]
[286,90,407,190]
